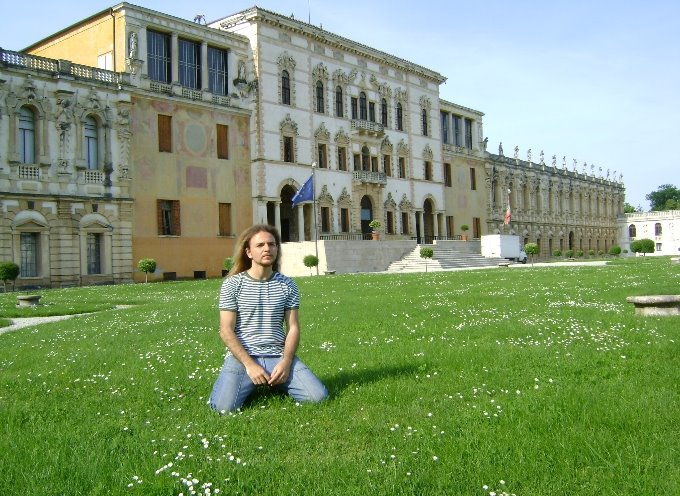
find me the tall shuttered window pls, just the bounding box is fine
[157,200,181,236]
[158,115,172,153]
[217,124,229,159]
[208,47,228,95]
[147,30,171,83]
[218,203,232,236]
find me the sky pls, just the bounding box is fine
[2,0,678,211]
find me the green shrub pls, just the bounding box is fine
[623,249,629,254]
[303,254,319,275]
[137,258,157,283]
[419,247,434,272]
[576,250,584,257]
[588,249,595,256]
[565,249,574,258]
[630,238,655,256]
[597,250,604,256]
[0,261,20,292]
[223,257,234,273]
[552,250,562,257]
[609,246,622,256]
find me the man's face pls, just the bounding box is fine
[246,231,278,267]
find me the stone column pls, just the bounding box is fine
[297,205,305,242]
[171,33,179,85]
[201,42,209,91]
[275,201,281,233]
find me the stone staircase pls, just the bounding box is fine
[386,244,512,272]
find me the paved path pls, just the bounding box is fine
[0,314,81,336]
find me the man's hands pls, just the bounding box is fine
[245,359,292,386]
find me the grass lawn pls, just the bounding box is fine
[1,257,678,495]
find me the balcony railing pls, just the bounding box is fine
[351,119,384,135]
[353,170,387,185]
[18,165,40,180]
[84,170,104,184]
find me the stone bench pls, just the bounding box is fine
[497,262,510,267]
[16,294,42,307]
[626,295,680,316]
[324,270,336,275]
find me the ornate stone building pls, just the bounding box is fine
[0,49,134,288]
[485,149,625,256]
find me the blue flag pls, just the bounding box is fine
[291,175,313,207]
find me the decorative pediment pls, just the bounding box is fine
[423,144,433,160]
[396,139,409,156]
[419,95,431,110]
[280,114,298,135]
[12,210,48,230]
[337,187,351,205]
[314,122,330,141]
[277,51,296,71]
[394,88,408,102]
[332,68,357,85]
[399,194,413,211]
[312,62,329,81]
[384,192,397,210]
[369,74,392,98]
[380,136,393,152]
[334,128,349,145]
[318,185,334,204]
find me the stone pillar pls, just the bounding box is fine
[275,201,281,233]
[297,205,305,242]
[171,33,179,85]
[201,41,209,91]
[418,211,424,241]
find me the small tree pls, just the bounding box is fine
[553,250,562,257]
[460,224,469,240]
[608,246,622,257]
[576,250,584,257]
[223,257,234,274]
[630,238,655,256]
[137,258,157,283]
[419,247,434,272]
[565,249,574,258]
[0,261,20,293]
[303,254,319,275]
[524,242,539,265]
[368,220,381,231]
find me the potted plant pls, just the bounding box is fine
[460,224,469,241]
[369,219,381,241]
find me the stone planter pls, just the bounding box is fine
[626,295,680,316]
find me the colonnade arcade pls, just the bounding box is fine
[485,154,625,256]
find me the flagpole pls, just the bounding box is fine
[311,161,319,275]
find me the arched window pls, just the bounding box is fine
[84,116,99,170]
[359,92,367,120]
[361,145,370,171]
[396,102,403,131]
[655,223,662,236]
[315,81,324,113]
[281,70,291,105]
[422,109,428,136]
[380,98,387,127]
[335,86,343,117]
[628,224,636,238]
[18,106,36,164]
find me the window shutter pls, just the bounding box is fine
[172,200,181,236]
[216,124,229,159]
[156,199,164,235]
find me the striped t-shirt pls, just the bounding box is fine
[218,271,300,356]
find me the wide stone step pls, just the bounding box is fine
[387,245,511,272]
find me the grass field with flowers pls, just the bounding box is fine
[1,257,678,495]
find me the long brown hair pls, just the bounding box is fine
[229,224,282,275]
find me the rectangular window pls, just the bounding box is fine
[84,120,98,170]
[18,108,35,164]
[179,38,201,89]
[97,52,113,70]
[87,233,102,275]
[283,136,294,162]
[401,212,409,234]
[158,115,172,153]
[441,112,449,144]
[444,163,452,187]
[321,206,330,232]
[340,208,350,232]
[473,217,481,239]
[318,144,328,168]
[369,102,376,122]
[371,156,378,172]
[465,118,473,148]
[20,232,38,277]
[208,46,229,95]
[470,167,477,190]
[446,216,454,237]
[216,124,229,159]
[351,97,358,119]
[218,203,232,236]
[398,157,406,179]
[424,161,432,181]
[157,199,181,236]
[386,211,394,234]
[383,155,391,176]
[353,153,360,171]
[453,116,462,146]
[656,243,662,251]
[147,30,171,83]
[337,147,347,171]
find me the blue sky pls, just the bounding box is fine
[2,0,678,210]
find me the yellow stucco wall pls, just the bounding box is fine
[25,12,124,70]
[130,96,252,282]
[444,158,488,237]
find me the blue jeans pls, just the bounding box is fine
[209,355,329,412]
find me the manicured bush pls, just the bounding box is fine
[137,258,157,283]
[588,249,595,257]
[524,243,539,264]
[565,249,574,258]
[223,257,234,273]
[576,250,584,257]
[419,247,434,272]
[597,250,604,256]
[0,261,20,292]
[303,254,319,275]
[553,250,562,257]
[630,238,655,256]
[609,246,622,256]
